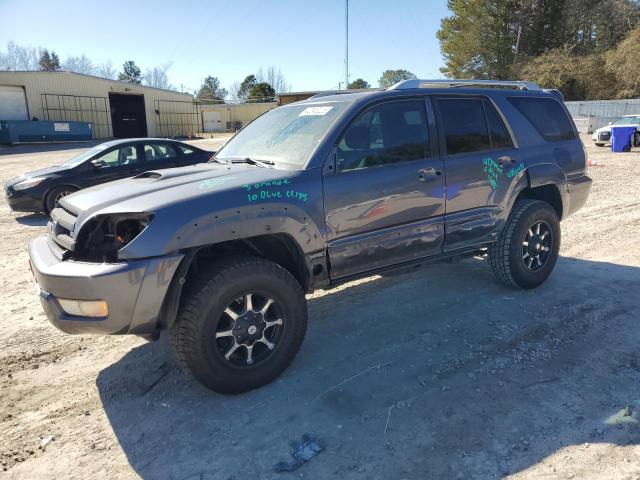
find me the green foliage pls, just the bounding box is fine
[117,60,142,84]
[247,82,276,102]
[238,75,257,99]
[438,0,640,99]
[38,49,60,71]
[438,0,517,79]
[348,78,370,89]
[196,76,228,101]
[605,26,640,98]
[378,69,417,88]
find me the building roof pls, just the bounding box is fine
[0,70,193,97]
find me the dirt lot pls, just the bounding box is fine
[0,135,639,479]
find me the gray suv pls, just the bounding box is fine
[29,79,592,393]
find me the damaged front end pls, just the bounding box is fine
[49,206,153,262]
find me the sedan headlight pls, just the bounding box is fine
[74,213,154,262]
[13,177,46,191]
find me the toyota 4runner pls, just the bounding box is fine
[29,79,592,393]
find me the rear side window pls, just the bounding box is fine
[508,97,576,142]
[436,98,490,155]
[483,100,513,150]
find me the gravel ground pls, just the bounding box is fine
[0,135,639,480]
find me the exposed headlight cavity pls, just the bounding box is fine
[74,213,154,262]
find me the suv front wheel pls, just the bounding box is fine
[489,199,560,289]
[170,256,308,393]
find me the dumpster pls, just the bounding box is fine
[0,120,93,144]
[610,125,636,152]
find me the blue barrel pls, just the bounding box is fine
[610,126,635,152]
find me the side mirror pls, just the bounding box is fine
[91,159,104,169]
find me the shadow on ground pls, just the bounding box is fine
[14,213,47,226]
[0,141,101,157]
[96,256,640,479]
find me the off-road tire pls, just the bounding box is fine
[170,255,307,394]
[634,132,640,148]
[45,186,76,215]
[489,199,560,289]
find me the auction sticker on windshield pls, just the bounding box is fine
[299,106,333,116]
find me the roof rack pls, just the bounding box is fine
[388,79,541,91]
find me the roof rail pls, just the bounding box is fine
[388,79,541,91]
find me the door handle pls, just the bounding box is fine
[497,155,516,166]
[418,167,442,182]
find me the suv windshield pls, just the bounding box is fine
[215,101,348,168]
[613,116,640,125]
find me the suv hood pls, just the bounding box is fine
[60,163,299,222]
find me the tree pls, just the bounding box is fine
[0,41,40,70]
[238,74,257,99]
[348,78,370,89]
[62,54,93,75]
[196,76,228,101]
[38,49,60,71]
[378,69,417,88]
[256,66,290,93]
[118,60,142,84]
[437,0,517,79]
[144,63,175,90]
[95,60,117,80]
[247,82,276,102]
[605,25,640,98]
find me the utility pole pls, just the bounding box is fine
[344,0,349,90]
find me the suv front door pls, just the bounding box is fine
[323,98,445,279]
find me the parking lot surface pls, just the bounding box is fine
[1,136,639,479]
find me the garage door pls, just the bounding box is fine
[202,111,223,132]
[0,86,28,120]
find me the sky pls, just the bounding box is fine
[0,0,450,94]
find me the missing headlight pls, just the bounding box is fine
[74,213,154,262]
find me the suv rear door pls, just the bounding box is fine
[433,96,519,251]
[323,98,445,279]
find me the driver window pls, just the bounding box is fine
[96,146,138,168]
[337,100,429,172]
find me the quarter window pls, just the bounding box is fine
[437,98,490,155]
[177,145,195,155]
[508,97,576,142]
[337,100,429,172]
[483,100,513,150]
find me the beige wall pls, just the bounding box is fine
[0,71,194,138]
[199,102,276,131]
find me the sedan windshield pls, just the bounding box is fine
[61,144,110,168]
[613,116,640,125]
[215,101,349,168]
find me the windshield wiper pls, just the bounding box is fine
[229,157,275,168]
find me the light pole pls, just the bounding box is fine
[344,0,349,90]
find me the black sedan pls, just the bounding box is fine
[4,138,214,214]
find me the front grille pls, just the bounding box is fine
[49,206,77,256]
[598,131,611,141]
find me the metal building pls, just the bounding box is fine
[0,71,199,139]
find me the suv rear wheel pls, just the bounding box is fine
[489,199,560,289]
[170,256,307,394]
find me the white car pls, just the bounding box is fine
[592,114,640,146]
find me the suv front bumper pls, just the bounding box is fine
[29,236,184,335]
